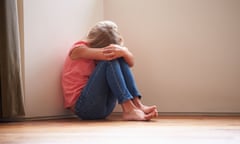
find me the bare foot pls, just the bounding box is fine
[122,109,154,121]
[132,97,158,115]
[140,105,157,114]
[144,109,158,120]
[121,99,157,121]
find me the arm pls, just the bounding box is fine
[70,43,134,67]
[105,44,134,67]
[119,46,134,67]
[70,44,113,60]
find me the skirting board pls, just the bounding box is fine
[24,112,240,121]
[1,112,240,122]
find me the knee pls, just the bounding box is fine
[107,58,124,65]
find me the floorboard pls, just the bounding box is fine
[0,115,240,144]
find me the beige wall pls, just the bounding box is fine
[105,0,240,113]
[22,0,240,117]
[23,0,103,117]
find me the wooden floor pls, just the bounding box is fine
[0,115,240,144]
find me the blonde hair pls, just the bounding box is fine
[87,21,123,48]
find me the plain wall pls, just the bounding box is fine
[105,0,240,113]
[23,0,240,118]
[23,0,103,117]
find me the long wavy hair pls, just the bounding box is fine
[86,21,123,48]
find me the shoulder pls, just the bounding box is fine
[72,39,89,48]
[69,40,90,59]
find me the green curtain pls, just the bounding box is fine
[0,0,25,120]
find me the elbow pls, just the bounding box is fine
[128,60,134,67]
[129,62,134,67]
[127,57,134,67]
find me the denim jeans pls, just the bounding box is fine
[74,58,141,120]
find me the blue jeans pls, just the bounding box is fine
[74,58,141,120]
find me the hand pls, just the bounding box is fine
[102,44,126,60]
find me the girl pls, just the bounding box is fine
[62,21,158,120]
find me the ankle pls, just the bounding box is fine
[132,97,142,108]
[121,100,138,113]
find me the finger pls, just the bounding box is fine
[107,44,123,50]
[103,47,115,53]
[103,52,115,59]
[105,45,116,49]
[103,52,114,57]
[104,46,113,50]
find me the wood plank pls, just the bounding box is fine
[0,115,240,144]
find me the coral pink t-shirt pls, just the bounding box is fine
[62,41,95,108]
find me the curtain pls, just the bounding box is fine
[0,0,25,119]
